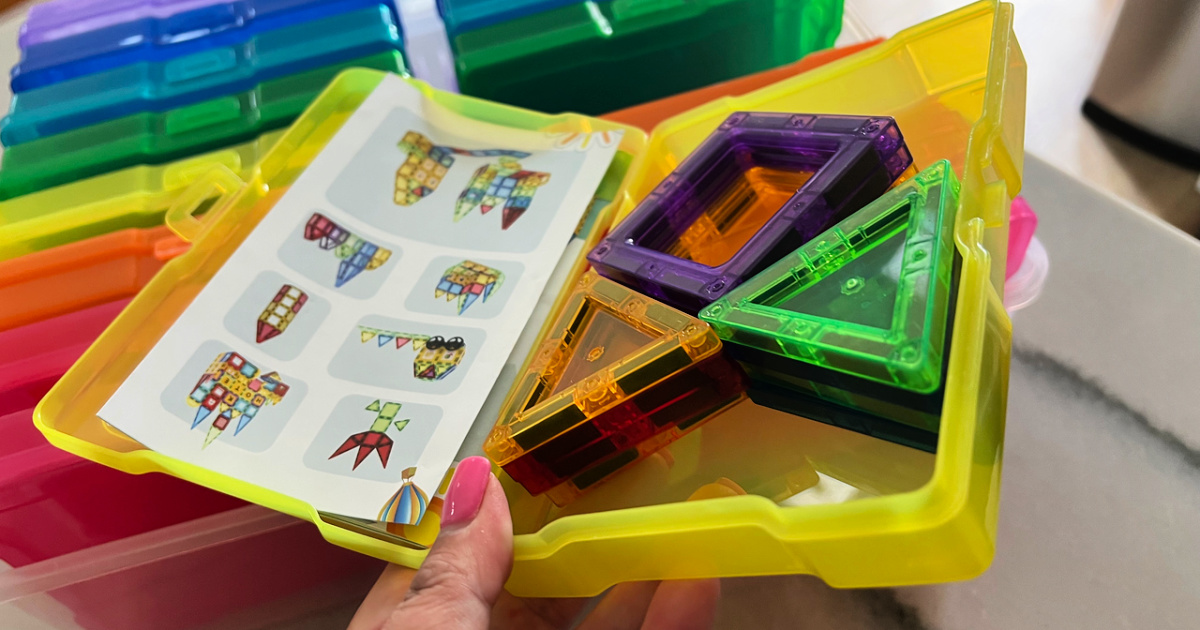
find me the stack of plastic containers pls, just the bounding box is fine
[441,0,845,114]
[0,0,410,254]
[0,0,414,623]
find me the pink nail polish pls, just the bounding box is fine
[441,456,492,529]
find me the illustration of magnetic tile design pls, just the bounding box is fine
[330,399,411,470]
[437,260,504,314]
[588,112,913,314]
[394,131,530,205]
[303,213,392,287]
[486,271,746,503]
[256,285,308,342]
[455,156,550,229]
[699,160,961,450]
[357,328,467,381]
[187,351,291,448]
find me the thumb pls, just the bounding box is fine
[382,456,513,630]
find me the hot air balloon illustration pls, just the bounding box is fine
[357,327,467,382]
[303,213,392,288]
[186,352,290,448]
[256,284,307,343]
[436,260,504,315]
[329,399,410,470]
[379,467,429,526]
[455,156,550,229]
[395,131,530,206]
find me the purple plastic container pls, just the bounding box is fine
[19,0,227,49]
[587,112,913,314]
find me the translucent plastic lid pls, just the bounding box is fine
[20,0,228,49]
[437,0,584,37]
[11,0,403,92]
[0,51,406,199]
[4,5,406,145]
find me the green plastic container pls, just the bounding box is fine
[452,0,843,115]
[0,51,407,200]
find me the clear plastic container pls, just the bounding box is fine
[11,0,402,92]
[437,0,585,38]
[452,0,844,115]
[3,5,407,145]
[0,301,246,568]
[20,0,229,49]
[0,51,405,200]
[0,505,384,630]
[0,131,280,261]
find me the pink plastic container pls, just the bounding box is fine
[0,504,385,630]
[0,300,245,567]
[1007,196,1038,279]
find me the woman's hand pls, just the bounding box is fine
[349,456,720,630]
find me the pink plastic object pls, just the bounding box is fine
[1007,195,1037,279]
[0,300,245,567]
[0,504,385,630]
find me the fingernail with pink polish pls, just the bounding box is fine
[440,456,492,530]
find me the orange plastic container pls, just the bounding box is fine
[601,39,883,132]
[0,226,186,331]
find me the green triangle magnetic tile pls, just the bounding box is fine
[699,160,959,394]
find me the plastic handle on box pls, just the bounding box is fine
[164,164,245,243]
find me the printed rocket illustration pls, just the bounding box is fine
[329,399,410,470]
[186,352,290,448]
[436,260,504,315]
[303,213,392,288]
[395,131,531,206]
[358,327,467,382]
[455,156,550,229]
[256,284,307,343]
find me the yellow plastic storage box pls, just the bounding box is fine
[35,0,1024,596]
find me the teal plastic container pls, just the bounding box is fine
[453,0,843,114]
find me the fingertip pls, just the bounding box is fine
[441,456,496,530]
[381,463,514,629]
[641,579,721,630]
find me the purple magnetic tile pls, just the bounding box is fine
[587,112,913,314]
[20,0,228,49]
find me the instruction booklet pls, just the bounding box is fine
[99,75,622,524]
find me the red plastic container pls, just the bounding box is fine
[0,300,245,567]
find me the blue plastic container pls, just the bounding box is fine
[11,0,402,92]
[436,0,584,38]
[2,6,402,146]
